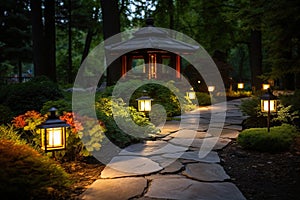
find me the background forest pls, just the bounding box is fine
[0,0,299,90]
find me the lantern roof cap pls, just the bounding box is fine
[261,89,277,100]
[37,107,70,128]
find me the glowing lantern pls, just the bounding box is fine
[237,82,244,89]
[136,91,153,112]
[37,107,69,152]
[187,88,196,100]
[208,85,215,92]
[261,89,278,132]
[262,83,270,90]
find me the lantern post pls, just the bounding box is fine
[261,89,278,132]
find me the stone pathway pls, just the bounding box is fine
[81,99,248,200]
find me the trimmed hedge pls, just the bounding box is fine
[0,139,71,199]
[237,124,299,152]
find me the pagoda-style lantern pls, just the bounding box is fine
[187,88,196,100]
[208,85,215,92]
[37,107,69,152]
[136,91,153,112]
[261,89,278,132]
[237,82,244,90]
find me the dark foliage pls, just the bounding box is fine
[0,76,63,115]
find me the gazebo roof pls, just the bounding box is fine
[105,18,199,54]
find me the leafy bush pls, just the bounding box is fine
[11,109,105,161]
[237,124,299,152]
[0,104,13,125]
[0,139,71,199]
[60,112,105,160]
[0,125,26,145]
[240,97,299,129]
[195,92,213,106]
[280,90,300,127]
[226,90,252,99]
[96,97,159,147]
[11,110,46,148]
[40,99,72,115]
[100,80,196,117]
[0,76,63,115]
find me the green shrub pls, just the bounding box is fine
[100,80,195,117]
[40,99,72,115]
[280,90,300,127]
[226,90,252,98]
[96,97,159,147]
[240,97,299,129]
[0,139,71,199]
[0,76,63,115]
[237,124,299,152]
[0,104,13,125]
[195,92,213,106]
[0,125,26,145]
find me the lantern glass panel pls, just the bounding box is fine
[237,83,244,89]
[138,99,152,111]
[47,127,63,147]
[187,91,196,100]
[41,127,66,151]
[261,100,277,112]
[208,86,215,92]
[262,84,270,90]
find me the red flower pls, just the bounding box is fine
[12,115,26,128]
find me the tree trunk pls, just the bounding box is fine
[44,0,56,82]
[249,30,262,91]
[68,0,73,83]
[30,0,46,77]
[168,0,174,30]
[100,0,121,86]
[81,29,93,64]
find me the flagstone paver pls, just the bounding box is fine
[100,156,163,178]
[81,99,248,200]
[182,163,230,181]
[144,177,246,200]
[162,151,220,163]
[81,177,147,200]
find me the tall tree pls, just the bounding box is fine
[100,0,121,86]
[30,0,56,82]
[30,0,45,77]
[44,0,56,81]
[0,0,31,83]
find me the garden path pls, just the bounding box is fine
[81,99,248,200]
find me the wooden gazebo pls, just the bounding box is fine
[105,18,199,81]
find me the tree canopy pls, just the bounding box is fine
[0,0,299,89]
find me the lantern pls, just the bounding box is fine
[37,107,69,152]
[208,85,215,92]
[136,91,153,112]
[262,83,270,90]
[237,82,244,90]
[261,89,278,132]
[187,88,196,100]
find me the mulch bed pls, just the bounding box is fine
[219,139,300,200]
